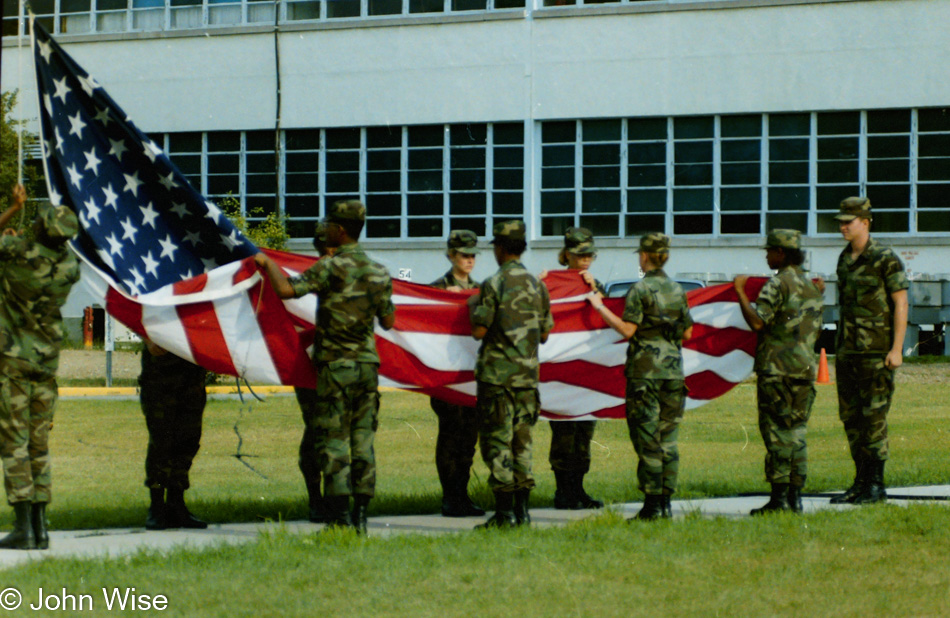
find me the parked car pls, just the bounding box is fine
[604,278,706,298]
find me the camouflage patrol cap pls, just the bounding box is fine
[835,197,872,222]
[38,202,79,242]
[637,232,670,254]
[764,229,801,250]
[447,229,479,256]
[559,227,596,265]
[490,220,526,243]
[327,199,366,224]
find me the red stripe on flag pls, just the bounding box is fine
[175,302,238,377]
[685,369,745,402]
[376,337,475,388]
[104,287,146,338]
[171,272,207,296]
[686,324,757,357]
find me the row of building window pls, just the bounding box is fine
[146,108,950,241]
[3,0,723,36]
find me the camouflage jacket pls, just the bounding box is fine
[754,265,823,379]
[622,269,693,380]
[430,270,479,291]
[0,235,80,376]
[471,259,553,388]
[290,242,394,365]
[836,238,909,355]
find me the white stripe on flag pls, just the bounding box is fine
[541,329,627,366]
[683,348,755,383]
[214,292,282,384]
[690,301,751,330]
[141,304,197,365]
[376,329,481,372]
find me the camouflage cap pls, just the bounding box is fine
[558,227,596,265]
[764,228,801,250]
[637,232,670,254]
[326,199,366,224]
[38,202,79,242]
[835,196,872,222]
[490,220,526,243]
[447,229,479,255]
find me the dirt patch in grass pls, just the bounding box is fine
[59,349,141,382]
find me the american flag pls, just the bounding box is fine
[32,19,763,419]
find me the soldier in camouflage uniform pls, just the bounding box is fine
[139,341,208,530]
[587,233,692,520]
[255,200,395,533]
[546,227,603,510]
[0,185,80,550]
[429,230,485,518]
[470,220,553,529]
[734,229,824,515]
[831,197,908,505]
[294,221,334,523]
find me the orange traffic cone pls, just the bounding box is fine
[816,348,831,384]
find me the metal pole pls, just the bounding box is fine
[104,311,114,387]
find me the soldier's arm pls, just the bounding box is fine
[0,184,26,231]
[886,288,908,369]
[733,275,765,332]
[253,252,296,299]
[587,292,637,340]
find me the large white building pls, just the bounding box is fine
[2,0,949,319]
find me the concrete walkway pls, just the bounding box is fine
[1,485,946,570]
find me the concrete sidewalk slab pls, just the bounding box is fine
[2,485,947,570]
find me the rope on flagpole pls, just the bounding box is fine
[16,0,27,229]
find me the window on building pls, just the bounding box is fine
[539,121,577,237]
[580,119,622,237]
[449,124,488,235]
[283,129,321,239]
[165,132,203,192]
[672,116,713,235]
[205,131,241,208]
[719,114,763,235]
[365,126,403,238]
[62,0,94,33]
[406,124,444,237]
[917,107,950,232]
[626,117,667,237]
[244,130,278,222]
[766,112,810,233]
[491,122,525,228]
[865,109,911,233]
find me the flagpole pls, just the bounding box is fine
[16,0,26,228]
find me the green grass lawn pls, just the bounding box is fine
[1,382,948,616]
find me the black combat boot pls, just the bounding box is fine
[306,480,326,523]
[165,487,208,529]
[633,494,663,521]
[831,456,865,504]
[553,471,581,510]
[145,487,167,530]
[660,495,673,520]
[787,486,804,514]
[31,503,50,550]
[750,483,790,516]
[574,472,604,509]
[853,460,887,505]
[441,471,485,517]
[0,502,36,550]
[513,489,531,526]
[323,495,353,530]
[352,495,370,534]
[475,492,516,530]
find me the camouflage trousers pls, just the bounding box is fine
[476,381,539,493]
[430,398,478,494]
[625,378,686,496]
[756,375,815,487]
[313,361,380,498]
[141,373,206,491]
[549,420,596,474]
[294,387,322,489]
[836,354,894,463]
[0,358,57,505]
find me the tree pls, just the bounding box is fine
[219,194,290,251]
[1,90,43,232]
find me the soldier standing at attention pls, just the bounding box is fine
[545,227,603,510]
[586,233,692,521]
[255,201,395,533]
[139,341,208,530]
[831,197,908,505]
[734,230,824,515]
[429,230,485,518]
[294,221,335,524]
[0,185,80,550]
[470,221,553,529]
